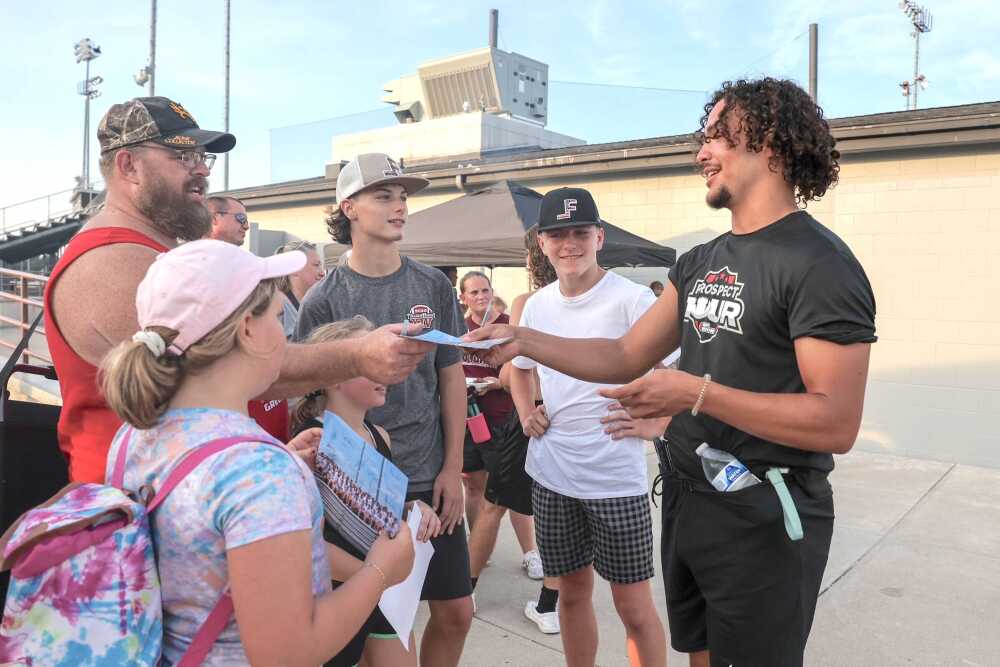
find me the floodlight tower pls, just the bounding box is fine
[899,1,932,110]
[74,38,103,190]
[134,0,157,94]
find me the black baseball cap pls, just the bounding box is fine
[98,96,236,154]
[538,187,602,232]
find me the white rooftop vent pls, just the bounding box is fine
[382,47,549,126]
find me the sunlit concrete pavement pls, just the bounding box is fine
[414,449,1000,666]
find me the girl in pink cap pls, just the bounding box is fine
[99,239,414,666]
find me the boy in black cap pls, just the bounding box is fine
[507,187,667,666]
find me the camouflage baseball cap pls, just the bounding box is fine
[98,96,236,154]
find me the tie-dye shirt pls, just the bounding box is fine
[105,408,331,666]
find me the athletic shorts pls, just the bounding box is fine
[462,427,500,474]
[531,481,655,584]
[407,490,473,601]
[483,410,533,516]
[323,583,397,667]
[658,459,834,665]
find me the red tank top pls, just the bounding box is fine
[44,227,169,483]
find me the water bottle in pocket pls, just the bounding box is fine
[695,443,761,492]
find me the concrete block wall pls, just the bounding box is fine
[245,143,1000,467]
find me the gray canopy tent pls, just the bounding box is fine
[323,181,675,268]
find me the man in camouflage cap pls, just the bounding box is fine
[44,96,433,484]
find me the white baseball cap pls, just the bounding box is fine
[335,153,430,203]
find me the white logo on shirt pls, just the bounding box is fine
[684,267,745,343]
[404,304,436,331]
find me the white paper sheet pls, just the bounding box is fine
[378,504,435,649]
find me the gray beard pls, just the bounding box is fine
[136,173,212,241]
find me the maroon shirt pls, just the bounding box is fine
[462,313,514,424]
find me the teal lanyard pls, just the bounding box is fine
[765,468,804,541]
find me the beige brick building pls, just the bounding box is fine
[229,101,1000,467]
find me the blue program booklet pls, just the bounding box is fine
[400,326,511,350]
[313,411,408,553]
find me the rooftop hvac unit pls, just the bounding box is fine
[382,47,549,125]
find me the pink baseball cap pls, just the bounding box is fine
[136,239,306,355]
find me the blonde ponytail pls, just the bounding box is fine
[101,327,184,429]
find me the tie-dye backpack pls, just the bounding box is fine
[0,431,282,666]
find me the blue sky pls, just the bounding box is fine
[2,0,998,218]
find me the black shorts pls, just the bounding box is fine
[532,482,655,584]
[462,427,500,474]
[659,468,834,666]
[407,490,472,601]
[483,410,533,516]
[323,582,397,667]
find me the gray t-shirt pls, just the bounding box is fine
[295,256,463,493]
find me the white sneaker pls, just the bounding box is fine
[522,550,544,580]
[524,600,560,634]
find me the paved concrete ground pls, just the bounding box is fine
[414,448,1000,666]
[8,357,994,665]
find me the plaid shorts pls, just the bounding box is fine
[531,481,655,584]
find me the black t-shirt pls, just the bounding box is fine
[666,211,876,495]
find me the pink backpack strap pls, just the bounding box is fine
[110,428,134,488]
[146,435,283,513]
[176,591,235,667]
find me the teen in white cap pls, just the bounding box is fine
[100,240,415,665]
[297,153,473,667]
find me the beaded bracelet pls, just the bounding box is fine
[365,562,387,588]
[691,373,712,416]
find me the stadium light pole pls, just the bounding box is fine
[134,0,157,94]
[224,0,231,191]
[74,38,103,191]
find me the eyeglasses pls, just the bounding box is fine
[133,144,217,170]
[216,211,249,227]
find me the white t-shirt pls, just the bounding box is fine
[512,271,657,499]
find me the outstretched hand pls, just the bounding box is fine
[356,324,435,385]
[461,323,521,366]
[599,369,699,419]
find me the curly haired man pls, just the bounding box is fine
[466,78,877,666]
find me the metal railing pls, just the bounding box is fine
[0,182,103,236]
[0,267,50,365]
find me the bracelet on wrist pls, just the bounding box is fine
[365,562,387,588]
[691,373,712,417]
